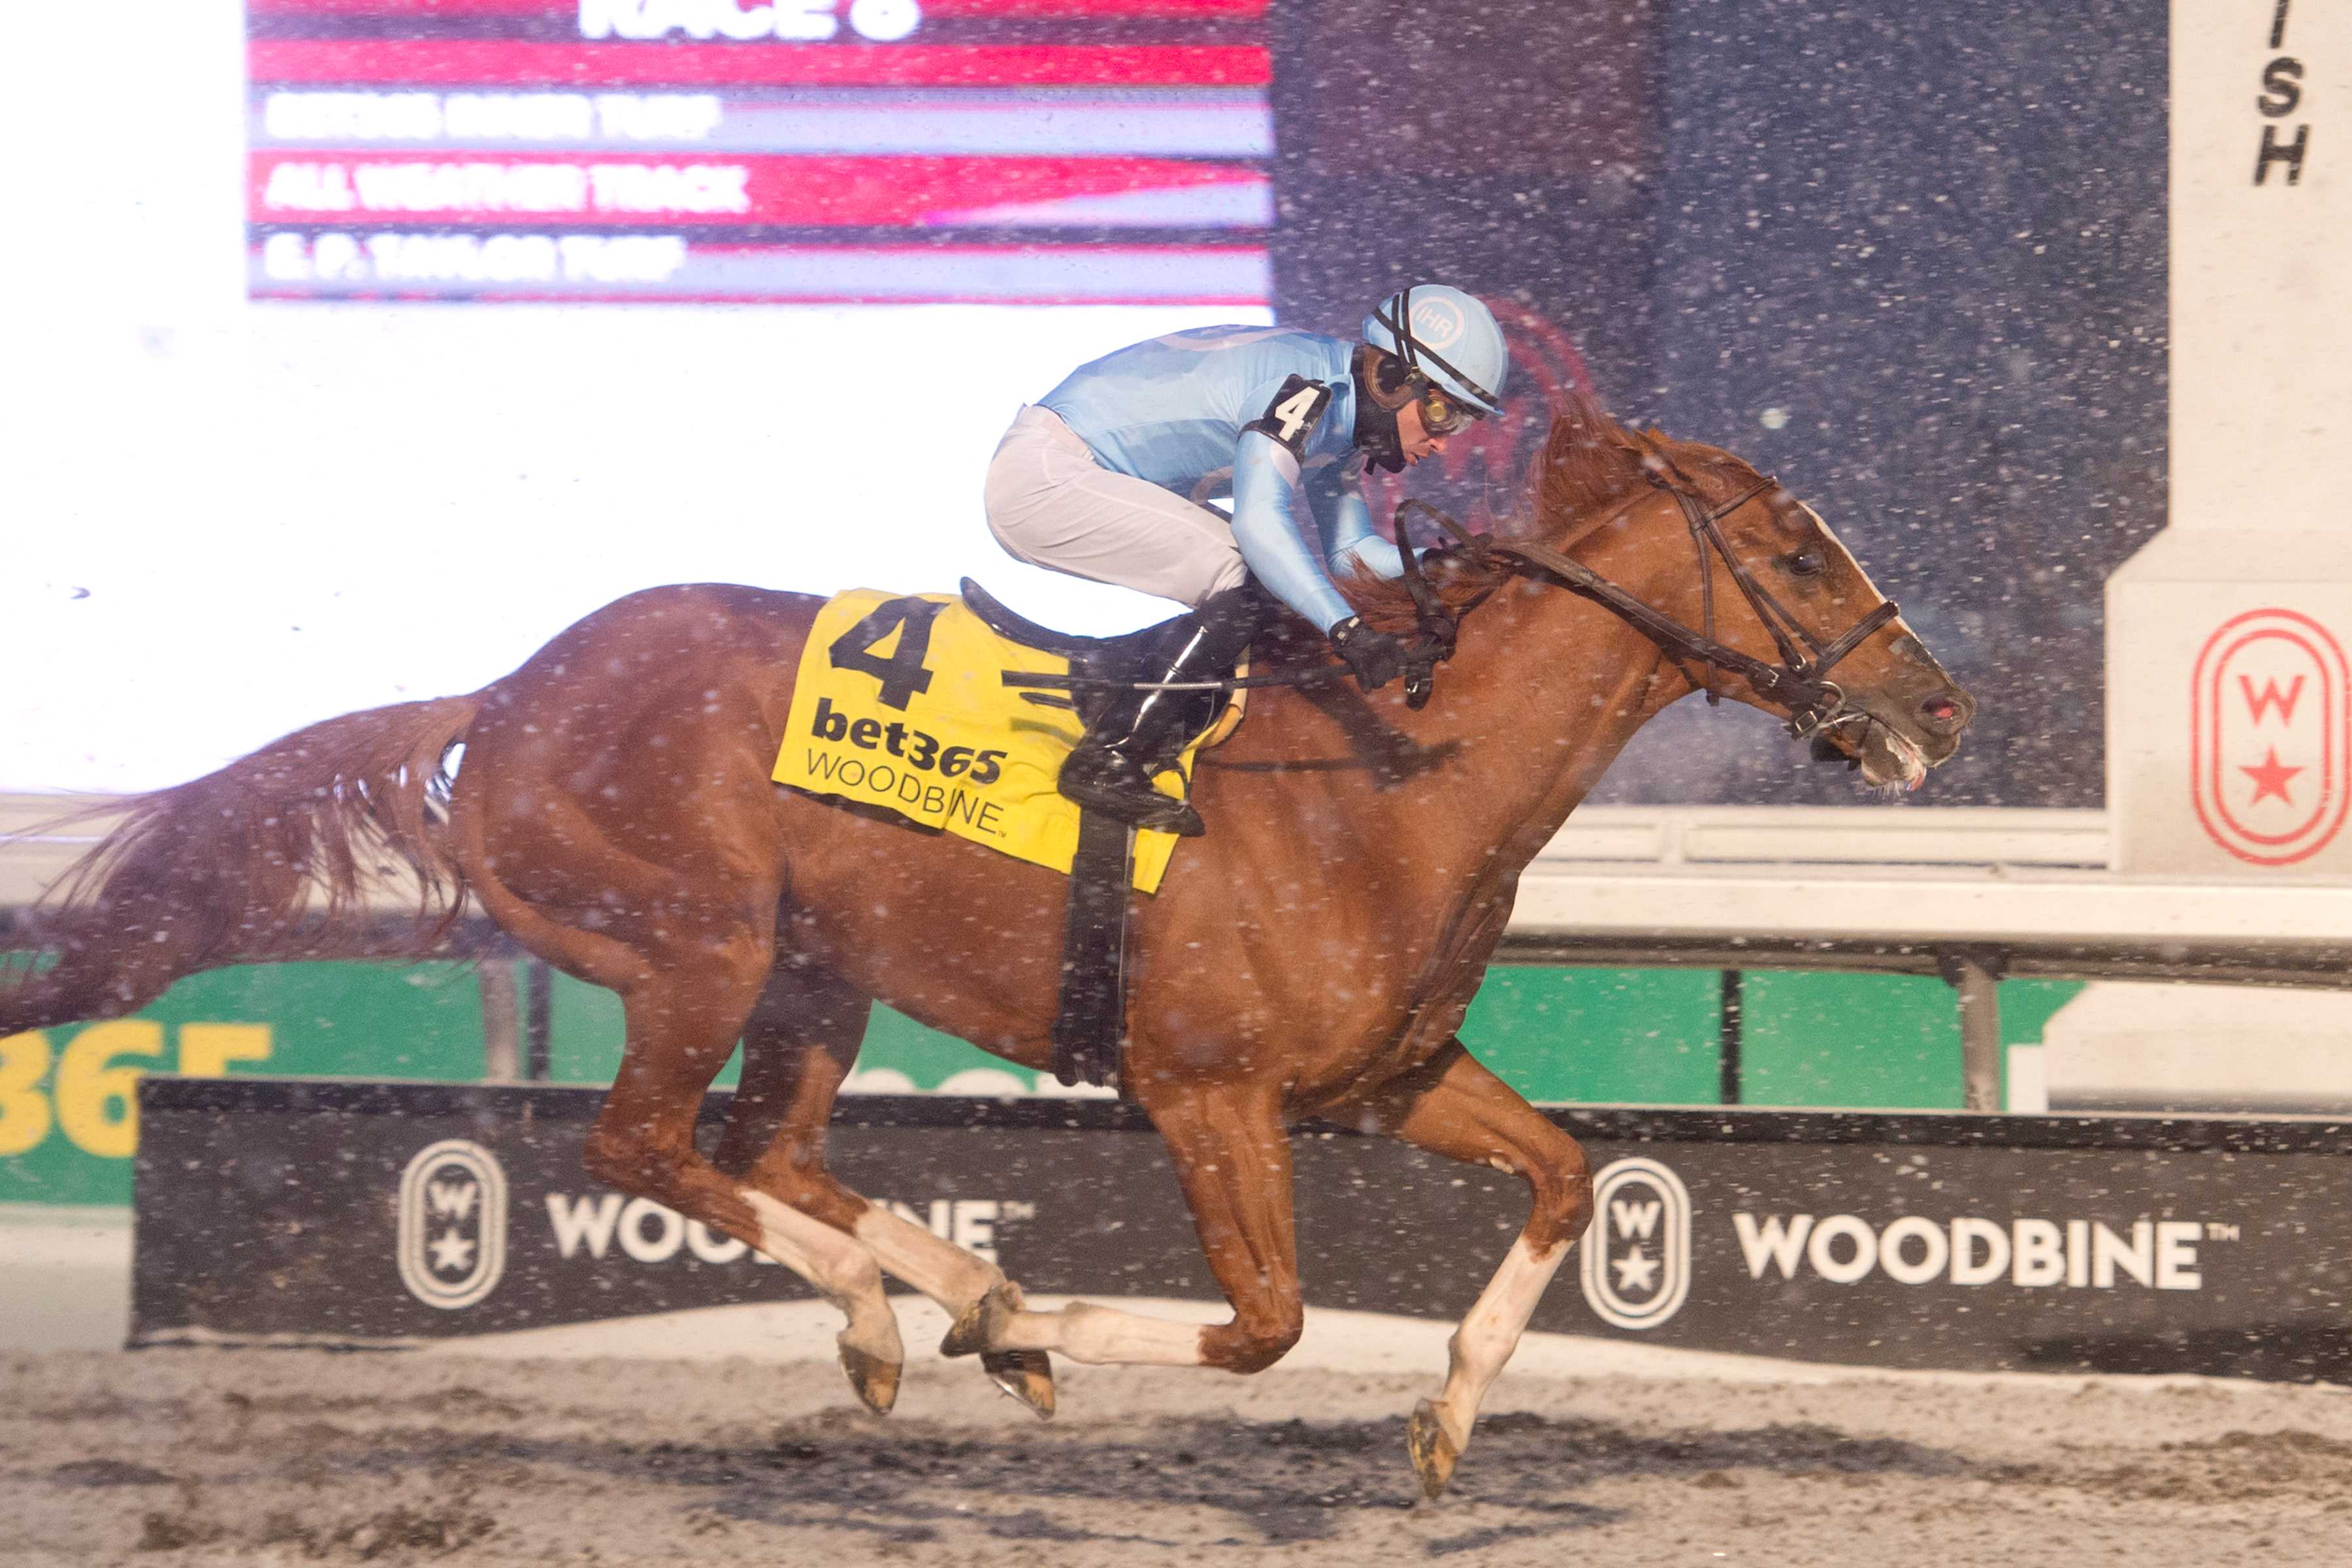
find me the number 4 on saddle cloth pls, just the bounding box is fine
[771,583,1245,894]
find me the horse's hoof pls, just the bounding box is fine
[940,1294,993,1359]
[1407,1399,1460,1501]
[840,1343,902,1416]
[940,1282,1019,1360]
[982,1348,1055,1420]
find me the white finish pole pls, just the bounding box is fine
[2108,0,2352,875]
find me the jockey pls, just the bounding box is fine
[984,283,1510,836]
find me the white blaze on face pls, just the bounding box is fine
[1786,495,1935,789]
[1792,497,1902,637]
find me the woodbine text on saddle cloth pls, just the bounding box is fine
[772,589,1209,893]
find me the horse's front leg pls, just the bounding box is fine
[1336,1038,1593,1500]
[982,1078,1303,1375]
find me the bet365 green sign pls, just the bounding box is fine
[3,962,489,1206]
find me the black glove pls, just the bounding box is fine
[1329,615,1407,692]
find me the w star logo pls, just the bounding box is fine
[2191,610,2351,866]
[1579,1158,1692,1331]
[397,1140,508,1310]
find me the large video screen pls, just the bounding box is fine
[246,0,1274,305]
[9,1,1292,795]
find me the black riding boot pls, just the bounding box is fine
[1058,587,1260,837]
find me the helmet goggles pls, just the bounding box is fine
[1412,379,1480,437]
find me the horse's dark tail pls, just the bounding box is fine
[1,695,482,1036]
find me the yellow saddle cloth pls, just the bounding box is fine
[772,589,1222,894]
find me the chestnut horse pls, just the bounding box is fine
[5,395,1972,1497]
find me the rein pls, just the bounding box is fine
[1404,457,1899,740]
[1004,459,1899,742]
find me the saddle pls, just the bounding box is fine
[958,579,1229,747]
[958,579,1243,1094]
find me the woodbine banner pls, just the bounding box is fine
[134,1078,2352,1382]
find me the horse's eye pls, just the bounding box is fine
[1786,549,1827,579]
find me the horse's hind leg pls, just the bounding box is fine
[1336,1038,1593,1501]
[716,954,1057,1417]
[979,1078,1305,1377]
[735,1043,1306,1385]
[582,939,904,1413]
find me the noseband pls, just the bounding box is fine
[1394,452,1899,741]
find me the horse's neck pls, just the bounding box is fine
[1408,521,1698,872]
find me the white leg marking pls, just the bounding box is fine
[996,1301,1208,1366]
[853,1205,1000,1312]
[1428,1235,1570,1452]
[745,1190,900,1363]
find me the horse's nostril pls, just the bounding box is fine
[1921,693,1963,726]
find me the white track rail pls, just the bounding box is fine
[1518,804,2352,972]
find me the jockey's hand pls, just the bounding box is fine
[1329,616,1408,692]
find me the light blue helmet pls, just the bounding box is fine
[1361,284,1509,417]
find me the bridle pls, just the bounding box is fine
[1002,448,1902,744]
[1392,444,1900,742]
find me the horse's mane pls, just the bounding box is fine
[1340,384,1763,636]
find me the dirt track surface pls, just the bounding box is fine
[8,1350,2352,1567]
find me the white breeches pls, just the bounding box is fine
[983,404,1248,610]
